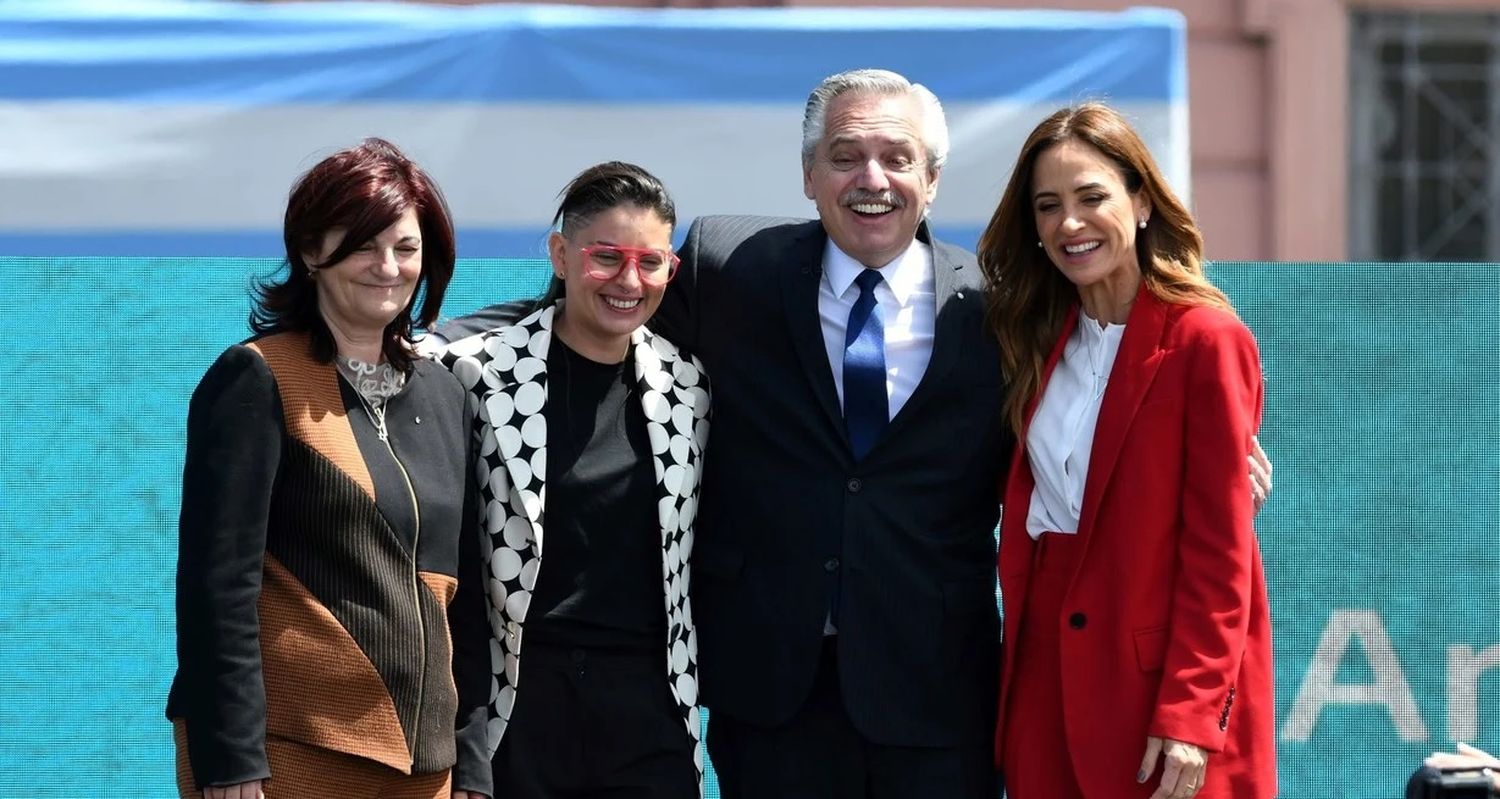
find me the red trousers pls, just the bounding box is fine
[1000,532,1086,799]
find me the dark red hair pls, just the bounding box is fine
[251,137,456,372]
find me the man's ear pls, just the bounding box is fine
[925,166,942,206]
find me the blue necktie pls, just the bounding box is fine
[843,269,888,460]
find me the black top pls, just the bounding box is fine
[525,337,665,651]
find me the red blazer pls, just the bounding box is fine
[995,286,1276,798]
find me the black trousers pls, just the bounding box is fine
[493,642,697,799]
[707,636,998,799]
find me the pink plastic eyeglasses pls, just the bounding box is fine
[579,244,681,286]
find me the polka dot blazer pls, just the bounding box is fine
[435,304,712,785]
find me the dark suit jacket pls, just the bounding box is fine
[437,215,1009,748]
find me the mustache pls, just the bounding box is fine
[839,190,905,208]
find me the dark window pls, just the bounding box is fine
[1350,12,1498,262]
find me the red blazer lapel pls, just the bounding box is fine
[1076,285,1170,539]
[998,304,1079,577]
[996,302,1079,754]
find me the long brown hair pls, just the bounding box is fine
[977,102,1232,436]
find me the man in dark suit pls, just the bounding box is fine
[440,68,1008,798]
[438,67,1279,799]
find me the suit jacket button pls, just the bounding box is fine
[824,557,840,573]
[1068,612,1087,629]
[846,478,863,493]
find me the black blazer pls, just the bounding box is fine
[436,215,1008,748]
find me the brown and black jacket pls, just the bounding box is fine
[166,331,490,795]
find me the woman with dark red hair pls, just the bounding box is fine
[166,138,492,799]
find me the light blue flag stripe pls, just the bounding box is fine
[0,4,1186,257]
[0,3,1185,103]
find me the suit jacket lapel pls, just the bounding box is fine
[1000,305,1078,554]
[778,222,846,436]
[886,223,966,438]
[1076,285,1169,538]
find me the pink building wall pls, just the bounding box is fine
[400,0,1500,261]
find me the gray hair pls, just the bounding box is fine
[801,68,950,173]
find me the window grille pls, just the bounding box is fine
[1349,11,1498,262]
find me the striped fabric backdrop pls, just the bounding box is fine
[0,1,1188,258]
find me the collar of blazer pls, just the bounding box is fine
[793,217,978,336]
[1077,285,1170,536]
[1021,283,1172,540]
[783,217,978,455]
[473,300,711,544]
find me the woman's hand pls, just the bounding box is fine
[204,781,263,799]
[1249,436,1272,514]
[452,791,490,799]
[1139,736,1208,799]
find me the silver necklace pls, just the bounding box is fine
[336,355,402,442]
[358,394,390,442]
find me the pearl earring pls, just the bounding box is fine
[1138,219,1148,229]
[1036,241,1043,248]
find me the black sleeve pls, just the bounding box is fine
[173,345,282,788]
[995,424,1016,489]
[450,387,495,797]
[432,299,534,345]
[652,217,702,349]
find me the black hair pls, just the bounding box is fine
[535,161,677,311]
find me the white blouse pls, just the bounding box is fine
[1025,313,1125,538]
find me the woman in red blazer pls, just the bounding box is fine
[976,103,1276,799]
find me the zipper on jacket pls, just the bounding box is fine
[382,433,427,762]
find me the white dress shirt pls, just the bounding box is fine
[818,237,936,420]
[1025,312,1126,538]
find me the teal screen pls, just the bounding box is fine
[2,259,1496,797]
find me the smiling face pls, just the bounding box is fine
[803,91,940,268]
[1031,138,1151,298]
[310,206,423,344]
[548,203,673,362]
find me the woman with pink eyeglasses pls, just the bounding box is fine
[435,162,710,798]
